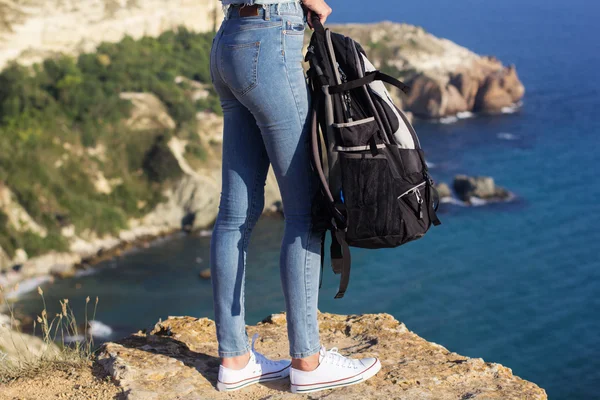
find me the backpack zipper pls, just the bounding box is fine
[397,182,426,220]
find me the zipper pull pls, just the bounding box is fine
[414,189,424,220]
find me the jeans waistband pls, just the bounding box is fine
[225,2,304,20]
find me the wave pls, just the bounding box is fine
[64,320,114,342]
[438,116,459,124]
[501,102,523,114]
[3,276,51,299]
[74,268,99,278]
[497,132,519,141]
[89,320,113,338]
[440,193,516,207]
[198,230,213,237]
[456,111,474,119]
[425,161,436,169]
[64,334,85,343]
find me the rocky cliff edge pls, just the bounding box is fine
[97,312,547,400]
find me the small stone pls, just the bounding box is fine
[199,269,211,280]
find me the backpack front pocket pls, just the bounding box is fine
[339,152,431,248]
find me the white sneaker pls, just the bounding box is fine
[216,334,291,392]
[290,346,381,394]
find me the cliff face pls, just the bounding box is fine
[331,22,525,117]
[0,0,222,70]
[97,312,547,399]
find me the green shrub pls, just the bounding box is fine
[0,27,218,248]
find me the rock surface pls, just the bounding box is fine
[97,312,546,400]
[453,175,511,203]
[332,23,525,118]
[120,92,177,131]
[435,182,452,199]
[0,0,222,70]
[0,315,60,364]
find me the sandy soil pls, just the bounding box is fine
[0,363,123,400]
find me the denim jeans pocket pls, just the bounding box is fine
[220,41,261,96]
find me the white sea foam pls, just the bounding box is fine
[501,102,523,114]
[497,132,519,141]
[440,197,469,207]
[63,321,113,342]
[440,193,516,208]
[198,230,213,237]
[457,111,474,119]
[64,334,85,343]
[425,161,436,169]
[469,197,489,207]
[4,276,51,299]
[89,320,113,338]
[74,268,98,278]
[439,116,459,124]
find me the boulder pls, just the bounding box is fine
[474,65,525,113]
[450,71,481,110]
[199,269,211,280]
[97,312,546,400]
[435,182,452,199]
[453,175,511,202]
[405,75,445,118]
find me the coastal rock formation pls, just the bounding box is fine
[332,23,525,118]
[435,182,452,199]
[97,312,547,400]
[453,175,511,203]
[0,0,222,70]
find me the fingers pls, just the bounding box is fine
[303,1,332,30]
[320,4,332,25]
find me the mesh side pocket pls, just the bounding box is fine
[340,153,402,247]
[339,152,431,248]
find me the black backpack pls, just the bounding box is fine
[306,17,441,299]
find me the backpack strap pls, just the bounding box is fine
[331,229,352,299]
[319,229,326,289]
[328,71,411,95]
[428,184,442,227]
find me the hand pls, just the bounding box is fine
[301,0,332,29]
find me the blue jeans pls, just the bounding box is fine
[209,2,322,359]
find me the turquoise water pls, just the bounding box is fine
[14,0,600,398]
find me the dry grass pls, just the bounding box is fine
[0,285,99,384]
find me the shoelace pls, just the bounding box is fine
[323,347,356,369]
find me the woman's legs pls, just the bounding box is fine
[210,3,321,363]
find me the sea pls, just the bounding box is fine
[11,0,600,398]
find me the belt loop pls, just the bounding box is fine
[264,4,271,20]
